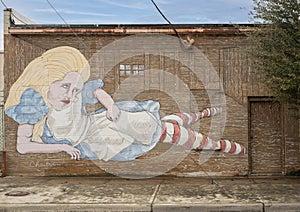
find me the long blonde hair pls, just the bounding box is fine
[5,46,90,142]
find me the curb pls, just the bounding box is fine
[264,203,300,212]
[0,204,151,211]
[153,203,263,212]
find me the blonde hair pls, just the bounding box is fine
[5,46,90,142]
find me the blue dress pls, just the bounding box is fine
[5,80,162,161]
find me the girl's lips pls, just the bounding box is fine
[61,100,70,104]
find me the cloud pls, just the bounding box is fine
[35,8,116,17]
[93,0,150,10]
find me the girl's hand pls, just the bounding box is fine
[62,144,81,160]
[93,88,120,121]
[106,104,121,122]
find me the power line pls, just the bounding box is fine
[150,0,195,49]
[0,0,8,9]
[150,0,182,40]
[45,0,89,50]
[46,0,69,27]
[11,13,28,25]
[0,0,28,25]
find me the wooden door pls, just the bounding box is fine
[249,99,284,174]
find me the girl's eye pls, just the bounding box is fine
[62,84,70,89]
[73,88,80,93]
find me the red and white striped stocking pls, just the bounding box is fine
[159,120,245,155]
[161,107,222,128]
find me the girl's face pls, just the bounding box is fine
[47,72,84,111]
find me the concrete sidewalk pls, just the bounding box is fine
[0,176,299,211]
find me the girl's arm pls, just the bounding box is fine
[93,88,121,122]
[17,124,81,160]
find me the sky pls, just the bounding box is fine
[0,0,255,50]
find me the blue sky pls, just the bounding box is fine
[0,0,255,50]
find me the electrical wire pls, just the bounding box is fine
[0,0,7,9]
[45,0,89,50]
[46,0,69,27]
[0,0,28,25]
[150,0,195,49]
[150,0,182,40]
[11,13,28,25]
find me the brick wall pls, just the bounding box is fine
[3,27,299,176]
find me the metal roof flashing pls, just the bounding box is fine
[8,24,256,35]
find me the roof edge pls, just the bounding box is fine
[9,24,259,35]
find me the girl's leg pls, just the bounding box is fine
[159,120,245,155]
[161,107,222,127]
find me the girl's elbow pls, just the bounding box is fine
[16,143,28,154]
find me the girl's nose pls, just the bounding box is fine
[66,90,73,99]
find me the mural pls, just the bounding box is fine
[4,46,245,161]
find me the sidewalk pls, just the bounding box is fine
[0,175,300,211]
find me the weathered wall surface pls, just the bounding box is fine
[3,26,299,176]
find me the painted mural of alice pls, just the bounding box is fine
[4,46,245,162]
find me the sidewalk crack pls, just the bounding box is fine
[149,182,162,211]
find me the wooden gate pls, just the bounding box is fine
[249,98,284,174]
